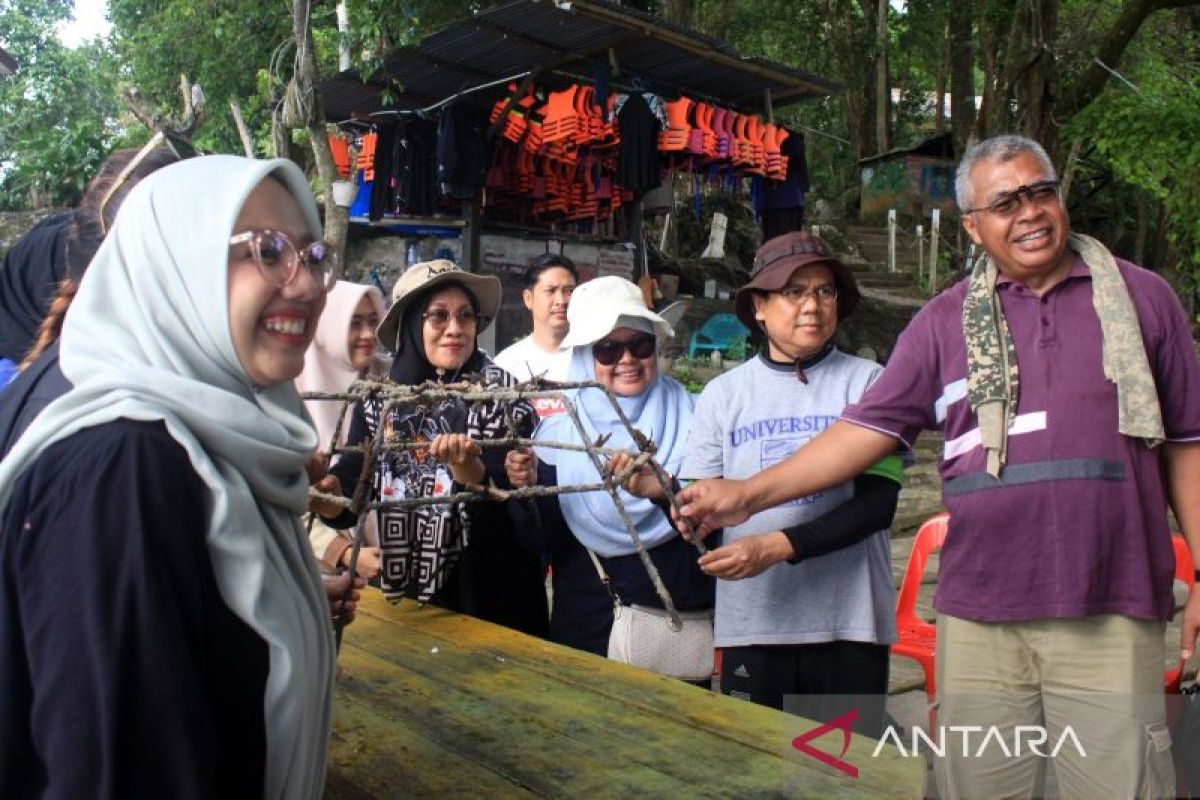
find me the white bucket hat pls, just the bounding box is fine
[560,275,674,349]
[376,259,501,353]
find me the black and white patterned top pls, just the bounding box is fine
[333,358,536,603]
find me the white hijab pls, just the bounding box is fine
[0,155,334,799]
[295,279,388,451]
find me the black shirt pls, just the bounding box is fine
[0,340,72,460]
[0,419,268,799]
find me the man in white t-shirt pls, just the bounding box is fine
[494,254,579,416]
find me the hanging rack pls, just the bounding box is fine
[365,70,534,119]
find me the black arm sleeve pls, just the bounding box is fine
[324,400,371,529]
[783,473,900,563]
[0,420,268,799]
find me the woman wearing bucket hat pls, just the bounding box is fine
[313,260,548,637]
[675,231,901,734]
[505,276,713,663]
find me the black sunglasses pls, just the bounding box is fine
[593,334,656,366]
[964,179,1060,217]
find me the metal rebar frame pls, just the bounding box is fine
[304,376,704,649]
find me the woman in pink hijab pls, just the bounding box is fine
[296,280,389,577]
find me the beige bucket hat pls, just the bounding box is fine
[375,259,501,353]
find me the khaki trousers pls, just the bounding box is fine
[935,614,1174,800]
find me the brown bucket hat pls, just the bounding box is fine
[735,231,861,330]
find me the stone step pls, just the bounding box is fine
[856,273,918,289]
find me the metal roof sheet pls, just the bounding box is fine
[319,0,840,121]
[0,46,17,77]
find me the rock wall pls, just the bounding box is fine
[0,210,65,257]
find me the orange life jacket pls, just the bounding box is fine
[541,85,584,144]
[732,114,754,168]
[688,102,717,158]
[765,124,790,180]
[328,135,351,178]
[357,132,377,182]
[711,107,731,159]
[658,96,692,152]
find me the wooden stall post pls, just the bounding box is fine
[929,208,941,294]
[887,208,897,273]
[917,223,925,281]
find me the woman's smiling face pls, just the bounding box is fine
[421,285,477,372]
[346,294,380,373]
[593,327,657,397]
[227,177,327,387]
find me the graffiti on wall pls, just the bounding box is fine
[861,157,956,219]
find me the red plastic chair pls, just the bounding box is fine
[891,513,949,705]
[893,518,1193,699]
[1166,532,1195,693]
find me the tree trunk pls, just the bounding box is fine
[701,0,737,37]
[827,0,877,159]
[825,0,873,158]
[1014,0,1059,153]
[271,104,290,160]
[874,0,891,153]
[291,0,349,266]
[1135,192,1149,267]
[972,13,1000,140]
[949,0,975,154]
[934,19,950,135]
[662,0,696,26]
[1058,0,1200,121]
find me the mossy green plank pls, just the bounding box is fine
[349,595,923,794]
[328,691,538,798]
[331,591,924,798]
[340,632,790,796]
[335,644,721,798]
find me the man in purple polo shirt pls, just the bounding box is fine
[674,134,1200,797]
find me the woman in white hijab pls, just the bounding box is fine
[0,156,335,799]
[296,280,388,577]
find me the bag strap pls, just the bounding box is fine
[585,549,622,607]
[584,482,685,631]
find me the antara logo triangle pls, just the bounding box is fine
[790,709,859,779]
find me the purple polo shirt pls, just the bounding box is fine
[843,255,1200,622]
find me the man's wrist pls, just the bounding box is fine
[741,475,769,516]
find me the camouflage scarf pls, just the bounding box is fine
[963,232,1164,477]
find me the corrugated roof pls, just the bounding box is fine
[319,0,840,121]
[0,46,17,77]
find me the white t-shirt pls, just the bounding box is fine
[494,335,573,381]
[493,336,573,418]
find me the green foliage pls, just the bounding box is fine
[106,0,291,156]
[667,361,710,394]
[1067,21,1200,274]
[0,0,123,208]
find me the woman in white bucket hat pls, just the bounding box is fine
[313,260,548,637]
[505,276,713,667]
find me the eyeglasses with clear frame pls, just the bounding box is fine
[228,229,338,291]
[773,285,838,304]
[422,309,482,329]
[964,179,1061,217]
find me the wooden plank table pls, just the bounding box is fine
[326,591,924,798]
